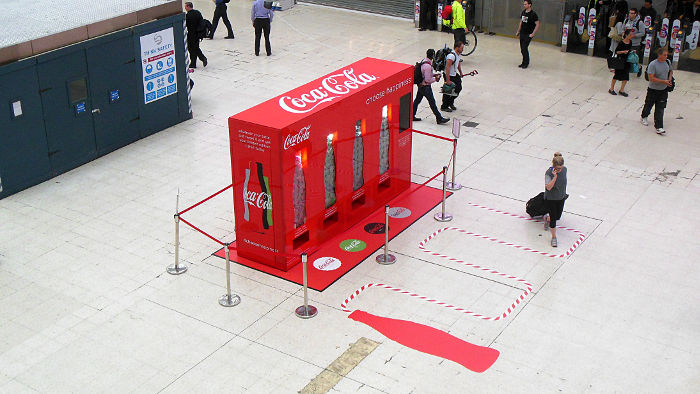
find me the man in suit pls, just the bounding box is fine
[209,0,235,39]
[185,2,207,68]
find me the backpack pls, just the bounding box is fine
[414,60,428,85]
[526,192,547,218]
[433,45,450,72]
[441,5,453,21]
[197,18,212,40]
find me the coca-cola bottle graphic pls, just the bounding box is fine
[324,134,337,208]
[352,120,364,191]
[293,155,306,227]
[243,161,251,221]
[256,162,273,229]
[379,108,390,174]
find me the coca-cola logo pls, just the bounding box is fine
[245,191,272,209]
[284,125,310,150]
[660,26,668,39]
[278,68,378,114]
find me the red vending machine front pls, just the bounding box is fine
[229,57,414,271]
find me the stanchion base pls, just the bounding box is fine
[446,182,462,191]
[376,254,396,265]
[295,305,318,319]
[167,264,188,275]
[218,294,241,307]
[434,212,453,222]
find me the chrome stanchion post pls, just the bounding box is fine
[446,138,462,191]
[295,253,318,318]
[376,204,396,265]
[167,191,187,275]
[219,243,241,307]
[434,167,453,222]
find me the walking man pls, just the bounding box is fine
[623,8,645,76]
[441,41,466,113]
[185,2,207,68]
[210,0,235,39]
[450,0,467,44]
[413,49,450,125]
[516,0,539,69]
[641,48,673,135]
[251,0,274,56]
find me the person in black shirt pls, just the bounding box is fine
[419,0,438,31]
[639,0,657,22]
[185,2,207,68]
[609,30,632,96]
[516,0,540,69]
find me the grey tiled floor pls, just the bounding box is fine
[1,1,699,392]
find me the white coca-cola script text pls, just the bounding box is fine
[245,191,272,210]
[283,125,310,150]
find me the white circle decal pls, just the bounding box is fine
[313,257,342,271]
[388,207,411,218]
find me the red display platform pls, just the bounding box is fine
[213,183,449,291]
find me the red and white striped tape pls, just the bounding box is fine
[340,202,587,321]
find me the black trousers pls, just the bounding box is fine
[187,38,206,67]
[413,85,443,120]
[453,28,466,45]
[254,18,271,56]
[520,34,532,66]
[641,88,668,129]
[419,0,438,30]
[211,5,234,38]
[441,73,462,108]
[545,199,565,228]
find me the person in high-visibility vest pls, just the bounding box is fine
[451,1,467,45]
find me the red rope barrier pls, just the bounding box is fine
[178,184,233,216]
[179,216,226,246]
[412,129,453,142]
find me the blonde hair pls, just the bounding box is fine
[552,152,564,166]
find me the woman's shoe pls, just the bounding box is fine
[619,91,628,97]
[551,237,558,247]
[608,89,617,95]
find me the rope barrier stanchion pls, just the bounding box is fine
[167,191,188,275]
[376,204,396,265]
[446,138,462,191]
[219,243,241,307]
[295,253,318,318]
[434,167,453,222]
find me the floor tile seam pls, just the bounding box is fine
[143,298,237,336]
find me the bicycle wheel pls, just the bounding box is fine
[463,29,478,56]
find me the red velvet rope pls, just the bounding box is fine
[412,129,454,142]
[178,216,226,246]
[178,184,233,216]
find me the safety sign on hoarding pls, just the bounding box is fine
[140,27,177,104]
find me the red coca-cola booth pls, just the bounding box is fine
[229,57,414,271]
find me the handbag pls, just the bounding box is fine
[607,54,626,70]
[608,29,621,41]
[666,77,676,92]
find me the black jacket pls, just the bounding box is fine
[186,9,204,41]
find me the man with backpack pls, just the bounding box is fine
[623,8,645,76]
[441,41,465,113]
[413,49,450,125]
[185,2,208,68]
[209,0,235,39]
[641,48,673,135]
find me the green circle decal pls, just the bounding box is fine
[339,239,367,252]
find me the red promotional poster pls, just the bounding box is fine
[229,58,414,270]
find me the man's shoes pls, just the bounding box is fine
[440,106,453,112]
[656,128,666,135]
[412,117,421,121]
[518,64,524,68]
[419,28,427,31]
[225,35,235,39]
[641,117,649,126]
[449,105,457,111]
[202,58,208,67]
[608,89,617,95]
[521,64,528,69]
[189,64,196,69]
[267,53,271,56]
[437,117,450,125]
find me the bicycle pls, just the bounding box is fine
[441,0,478,56]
